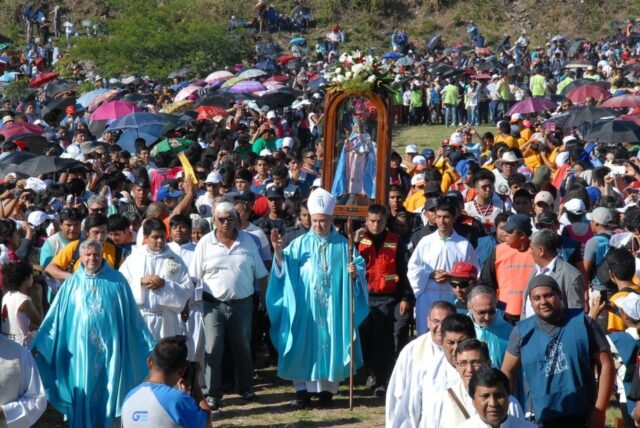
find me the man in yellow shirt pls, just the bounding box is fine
[45,214,125,282]
[494,121,517,149]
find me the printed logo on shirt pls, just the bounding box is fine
[545,338,569,377]
[131,411,149,422]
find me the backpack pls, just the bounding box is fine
[22,4,34,21]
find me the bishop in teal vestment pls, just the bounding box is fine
[31,264,155,428]
[267,228,369,387]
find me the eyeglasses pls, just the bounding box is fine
[216,217,235,224]
[478,184,493,190]
[90,207,106,213]
[305,155,317,160]
[451,281,471,289]
[474,308,497,316]
[457,360,485,369]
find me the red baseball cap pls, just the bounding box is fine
[66,105,76,115]
[449,262,478,281]
[624,181,640,192]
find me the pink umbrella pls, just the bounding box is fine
[204,70,234,83]
[228,80,267,93]
[90,101,142,121]
[600,94,640,109]
[506,97,557,115]
[0,122,44,139]
[174,85,201,102]
[565,85,612,104]
[87,89,120,112]
[263,81,285,91]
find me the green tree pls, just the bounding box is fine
[65,0,253,79]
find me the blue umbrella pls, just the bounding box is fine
[307,76,327,91]
[289,37,306,46]
[382,52,403,59]
[116,127,163,153]
[256,58,278,73]
[395,56,414,66]
[108,112,169,130]
[77,88,110,108]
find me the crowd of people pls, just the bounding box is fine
[2,3,640,428]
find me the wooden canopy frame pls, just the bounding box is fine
[321,89,393,219]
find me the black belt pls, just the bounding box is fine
[202,292,251,305]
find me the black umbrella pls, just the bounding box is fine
[194,92,254,108]
[7,134,48,155]
[0,151,38,176]
[14,155,85,176]
[45,79,77,98]
[121,92,155,103]
[567,39,584,58]
[430,63,455,75]
[257,89,298,108]
[285,59,303,71]
[41,96,77,123]
[583,119,640,143]
[565,107,617,129]
[478,60,500,72]
[427,35,442,51]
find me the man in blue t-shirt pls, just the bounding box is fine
[121,337,210,428]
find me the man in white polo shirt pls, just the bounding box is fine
[189,201,268,410]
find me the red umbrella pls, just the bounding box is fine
[565,84,612,104]
[89,101,142,121]
[264,75,289,83]
[0,122,44,139]
[195,106,228,121]
[600,94,640,109]
[29,71,59,88]
[507,97,557,115]
[278,55,297,65]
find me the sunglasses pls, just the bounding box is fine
[451,281,471,289]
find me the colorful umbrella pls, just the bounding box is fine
[560,79,610,95]
[383,52,403,59]
[160,100,194,114]
[263,81,285,91]
[204,70,234,83]
[195,106,229,121]
[0,122,44,140]
[565,85,612,104]
[600,95,640,109]
[221,75,249,89]
[507,97,557,115]
[471,73,492,80]
[151,137,195,156]
[228,80,267,94]
[265,75,290,83]
[29,71,59,88]
[174,85,201,102]
[278,55,297,65]
[238,68,268,80]
[620,114,640,126]
[88,89,120,112]
[288,37,306,46]
[77,88,111,108]
[90,101,142,121]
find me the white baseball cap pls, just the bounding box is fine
[205,171,222,184]
[616,293,640,320]
[405,144,418,154]
[282,137,294,148]
[27,211,54,227]
[564,198,586,215]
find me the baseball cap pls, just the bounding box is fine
[133,178,150,189]
[422,148,435,159]
[282,137,294,148]
[411,174,425,187]
[66,105,76,115]
[564,199,586,215]
[405,145,418,154]
[2,115,13,124]
[27,211,54,227]
[205,171,222,184]
[586,207,615,226]
[312,177,322,188]
[536,211,559,226]
[449,262,478,280]
[425,197,439,211]
[534,191,554,206]
[265,187,284,200]
[424,181,441,195]
[615,293,640,320]
[527,274,561,296]
[449,132,463,145]
[259,148,273,156]
[502,214,533,235]
[510,113,522,123]
[624,181,640,192]
[156,185,183,201]
[412,155,427,169]
[267,110,277,120]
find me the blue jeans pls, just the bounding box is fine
[203,295,254,397]
[470,105,479,125]
[490,100,500,123]
[444,104,457,126]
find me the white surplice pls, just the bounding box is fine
[119,245,192,340]
[455,414,537,428]
[408,231,479,334]
[386,332,444,428]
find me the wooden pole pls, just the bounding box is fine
[347,216,355,411]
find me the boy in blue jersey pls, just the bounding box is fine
[122,336,210,428]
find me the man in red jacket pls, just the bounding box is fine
[354,204,415,396]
